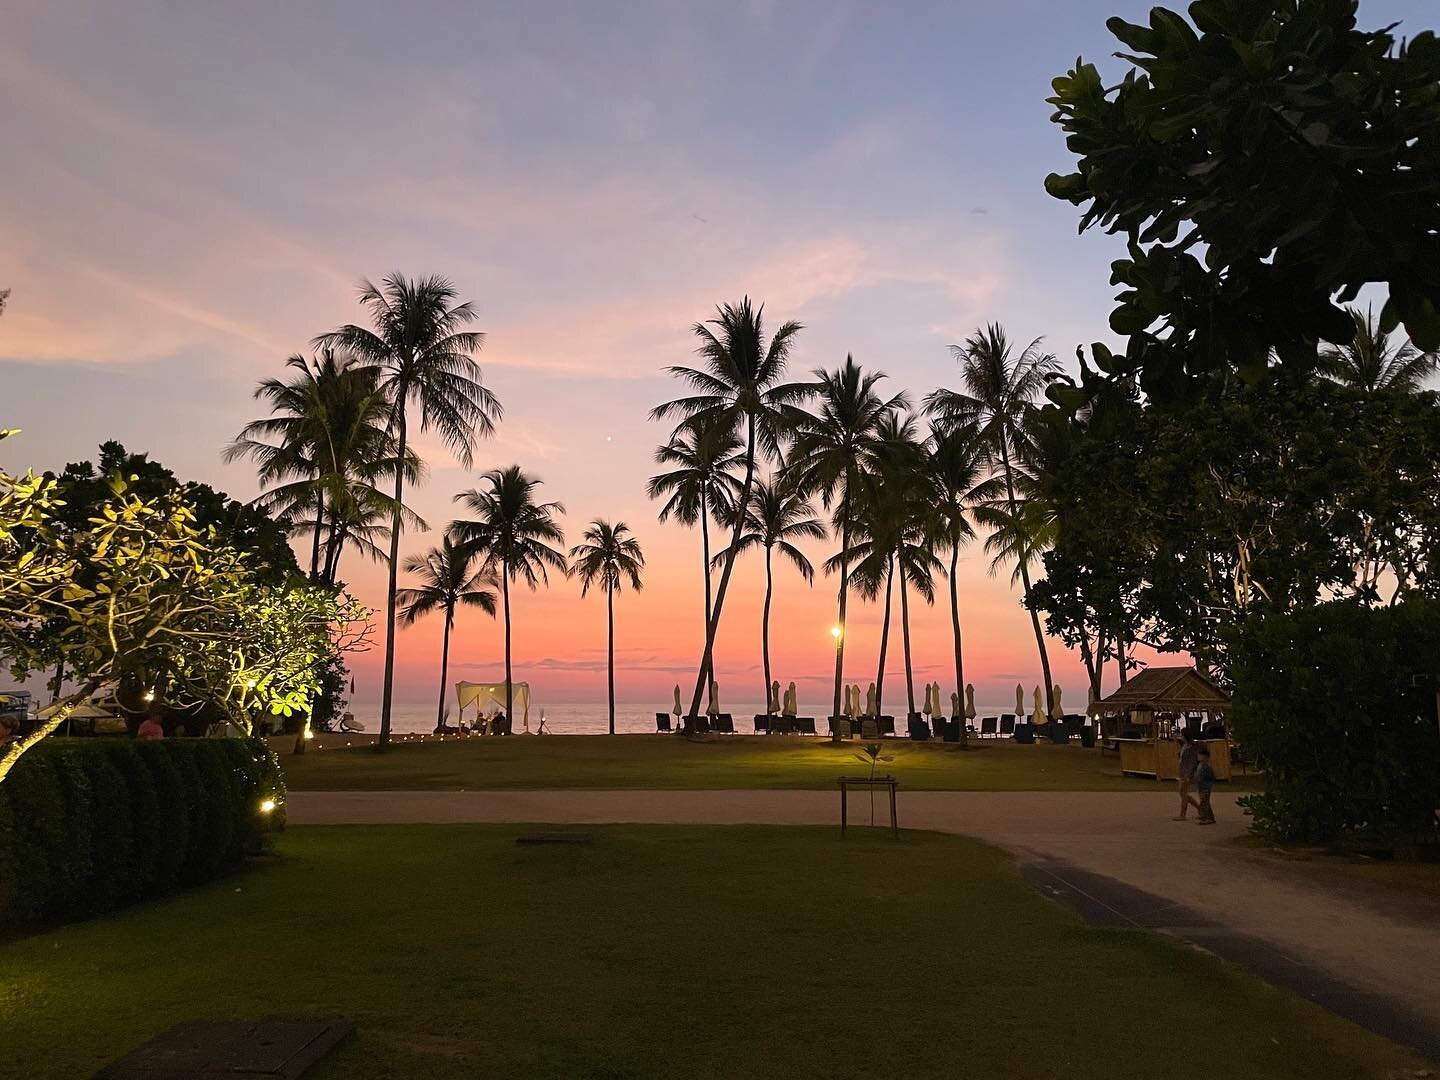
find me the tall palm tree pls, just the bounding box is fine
[650,298,810,726]
[788,357,908,718]
[395,539,498,733]
[450,466,567,727]
[833,478,899,718]
[226,349,418,583]
[926,324,1060,715]
[316,274,501,748]
[712,476,824,710]
[924,419,983,744]
[646,425,744,648]
[1321,305,1440,396]
[569,520,646,735]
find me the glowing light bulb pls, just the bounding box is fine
[259,799,276,814]
[830,626,842,639]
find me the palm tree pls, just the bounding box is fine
[788,357,908,718]
[712,477,824,710]
[832,478,899,718]
[646,425,744,648]
[1321,305,1440,396]
[569,521,646,735]
[395,539,498,733]
[926,324,1060,716]
[316,274,501,748]
[924,419,983,744]
[450,466,567,727]
[226,349,419,583]
[650,298,810,726]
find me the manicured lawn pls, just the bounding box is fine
[2,825,1417,1080]
[273,733,1266,793]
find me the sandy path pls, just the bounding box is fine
[288,788,1440,1055]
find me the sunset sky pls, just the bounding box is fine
[3,0,1432,711]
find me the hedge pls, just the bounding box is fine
[1228,597,1440,849]
[0,737,285,927]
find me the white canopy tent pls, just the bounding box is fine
[455,681,531,728]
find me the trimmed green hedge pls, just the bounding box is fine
[0,737,285,927]
[1228,597,1440,849]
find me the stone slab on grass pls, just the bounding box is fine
[97,1019,353,1079]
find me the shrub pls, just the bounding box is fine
[0,737,285,928]
[1228,597,1440,849]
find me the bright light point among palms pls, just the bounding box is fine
[831,626,841,639]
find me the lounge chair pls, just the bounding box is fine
[713,714,735,734]
[656,712,672,733]
[877,715,895,736]
[753,715,771,733]
[1048,722,1069,744]
[828,716,853,739]
[979,716,998,739]
[794,717,816,735]
[1013,722,1035,744]
[930,716,946,739]
[998,714,1016,737]
[860,718,879,740]
[908,715,929,740]
[942,718,960,743]
[773,715,794,735]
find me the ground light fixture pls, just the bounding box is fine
[259,799,277,814]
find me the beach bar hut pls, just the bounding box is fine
[1091,667,1233,780]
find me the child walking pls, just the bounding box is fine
[1195,746,1217,825]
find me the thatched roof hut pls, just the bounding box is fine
[1091,666,1230,716]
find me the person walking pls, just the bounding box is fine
[1173,728,1201,821]
[1195,746,1217,825]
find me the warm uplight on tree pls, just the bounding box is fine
[259,799,276,814]
[830,626,842,639]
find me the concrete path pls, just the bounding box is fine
[288,789,1440,1059]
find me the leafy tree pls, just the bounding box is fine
[396,538,498,734]
[1046,2,1440,397]
[788,356,907,718]
[317,273,501,748]
[1321,306,1440,397]
[450,466,567,728]
[715,477,823,711]
[0,441,367,781]
[927,325,1060,714]
[646,425,743,654]
[569,520,645,735]
[650,298,809,727]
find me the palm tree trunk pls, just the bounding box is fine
[875,553,894,717]
[688,415,756,727]
[309,491,324,580]
[503,568,514,730]
[762,544,774,717]
[1000,438,1054,716]
[832,510,851,719]
[900,560,915,717]
[948,540,966,748]
[377,414,407,750]
[607,581,616,736]
[435,612,453,734]
[700,489,714,631]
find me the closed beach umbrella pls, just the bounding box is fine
[922,684,933,717]
[784,681,797,716]
[1051,684,1064,720]
[672,684,682,717]
[850,684,861,719]
[769,680,781,715]
[707,679,719,717]
[866,682,877,717]
[965,683,977,720]
[1032,685,1045,726]
[950,690,961,718]
[1015,683,1024,718]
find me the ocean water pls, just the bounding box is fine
[355,701,1025,736]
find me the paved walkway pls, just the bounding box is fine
[288,789,1440,1060]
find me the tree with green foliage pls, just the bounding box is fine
[396,538,498,734]
[1046,1,1440,399]
[650,299,809,728]
[1321,306,1440,397]
[450,467,567,729]
[317,274,501,749]
[570,521,646,736]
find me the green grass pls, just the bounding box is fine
[274,733,1266,792]
[2,825,1416,1080]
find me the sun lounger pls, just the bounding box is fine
[908,715,929,740]
[655,712,672,733]
[979,716,998,739]
[998,714,1016,737]
[860,718,879,740]
[828,716,853,739]
[1048,722,1069,744]
[772,715,794,734]
[753,715,771,733]
[793,716,816,735]
[1013,722,1035,744]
